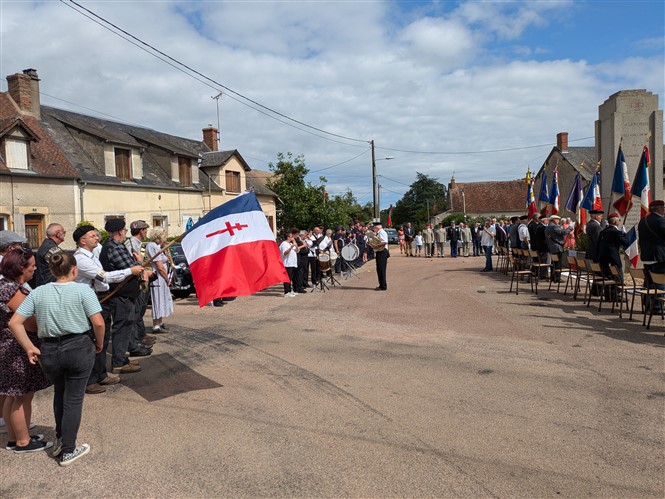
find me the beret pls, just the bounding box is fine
[608,212,620,219]
[105,219,126,232]
[519,215,528,220]
[589,209,604,215]
[72,225,95,243]
[649,200,664,209]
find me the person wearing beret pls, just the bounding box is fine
[585,210,604,263]
[98,219,154,373]
[73,226,145,393]
[35,223,66,288]
[372,222,389,290]
[545,215,573,282]
[638,200,665,309]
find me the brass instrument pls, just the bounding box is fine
[365,230,385,250]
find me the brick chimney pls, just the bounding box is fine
[6,69,41,119]
[556,132,568,153]
[202,126,219,152]
[449,175,457,190]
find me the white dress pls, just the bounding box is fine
[146,242,174,321]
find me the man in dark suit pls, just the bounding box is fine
[585,209,604,262]
[403,222,415,257]
[598,213,630,278]
[638,200,665,306]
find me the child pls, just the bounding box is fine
[414,231,423,257]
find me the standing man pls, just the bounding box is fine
[534,215,550,278]
[73,225,145,393]
[99,219,153,373]
[308,226,324,286]
[403,222,415,257]
[434,223,446,257]
[598,213,630,278]
[447,222,460,258]
[372,222,389,291]
[125,220,155,346]
[545,215,571,282]
[35,222,66,287]
[638,200,665,302]
[508,216,520,251]
[518,215,531,250]
[422,224,434,258]
[480,219,496,272]
[471,222,481,256]
[585,209,604,263]
[460,222,472,257]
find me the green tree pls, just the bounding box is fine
[266,152,363,235]
[392,173,447,229]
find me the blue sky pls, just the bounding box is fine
[1,0,663,208]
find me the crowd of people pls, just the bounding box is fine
[279,220,389,295]
[0,218,174,465]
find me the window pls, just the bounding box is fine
[152,216,168,229]
[24,215,43,249]
[267,215,274,233]
[178,156,192,186]
[114,148,132,181]
[0,215,8,231]
[225,171,240,193]
[4,137,29,170]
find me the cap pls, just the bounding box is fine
[335,225,342,231]
[608,212,620,219]
[0,230,27,247]
[649,200,664,209]
[130,220,150,230]
[373,221,383,227]
[589,209,604,215]
[105,219,126,232]
[549,215,561,220]
[72,225,95,243]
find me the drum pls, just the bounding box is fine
[329,250,338,266]
[318,253,331,272]
[341,244,359,262]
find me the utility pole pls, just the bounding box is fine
[212,92,223,147]
[371,140,378,223]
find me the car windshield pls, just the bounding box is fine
[169,244,188,265]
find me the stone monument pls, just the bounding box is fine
[596,90,663,229]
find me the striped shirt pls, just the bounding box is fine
[16,282,102,338]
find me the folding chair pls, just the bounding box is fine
[609,265,627,315]
[549,253,569,293]
[625,268,664,323]
[644,271,665,330]
[574,257,592,302]
[584,261,617,312]
[562,255,579,297]
[509,249,534,295]
[528,249,551,295]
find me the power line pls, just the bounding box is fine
[61,0,368,146]
[309,149,370,173]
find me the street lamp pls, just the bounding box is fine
[371,139,394,223]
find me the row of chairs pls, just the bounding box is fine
[497,247,665,331]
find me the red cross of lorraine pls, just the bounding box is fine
[206,221,249,238]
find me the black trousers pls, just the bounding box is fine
[375,249,388,289]
[88,300,111,385]
[308,256,318,284]
[297,254,308,290]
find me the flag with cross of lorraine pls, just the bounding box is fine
[181,191,289,307]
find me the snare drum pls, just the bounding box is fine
[341,244,359,261]
[318,253,331,272]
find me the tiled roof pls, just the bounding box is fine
[0,94,79,177]
[448,179,526,215]
[246,169,277,197]
[200,150,251,171]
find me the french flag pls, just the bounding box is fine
[625,226,639,269]
[548,169,560,215]
[181,191,289,307]
[630,146,651,219]
[610,145,632,216]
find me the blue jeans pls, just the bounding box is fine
[39,334,95,454]
[483,245,493,270]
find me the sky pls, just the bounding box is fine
[1,0,663,209]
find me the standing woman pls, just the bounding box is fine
[397,226,405,255]
[0,248,51,453]
[145,229,174,332]
[9,252,104,466]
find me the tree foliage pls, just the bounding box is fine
[266,152,368,235]
[391,173,447,229]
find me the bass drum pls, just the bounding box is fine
[329,250,338,266]
[341,244,359,262]
[318,253,331,272]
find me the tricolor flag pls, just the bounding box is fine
[387,204,394,228]
[564,173,585,233]
[581,171,603,211]
[181,191,289,307]
[625,226,639,268]
[526,174,537,217]
[537,172,549,213]
[548,169,560,215]
[610,145,632,216]
[630,146,651,219]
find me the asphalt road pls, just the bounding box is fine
[2,249,664,497]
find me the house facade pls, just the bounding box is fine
[0,69,277,248]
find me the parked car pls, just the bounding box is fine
[385,228,398,244]
[168,243,195,299]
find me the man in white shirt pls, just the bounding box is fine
[373,222,389,290]
[279,231,298,297]
[518,215,531,250]
[480,219,496,272]
[73,225,147,392]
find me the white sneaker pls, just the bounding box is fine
[286,291,297,297]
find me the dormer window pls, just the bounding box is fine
[226,170,240,193]
[4,136,29,170]
[178,156,192,187]
[115,147,132,180]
